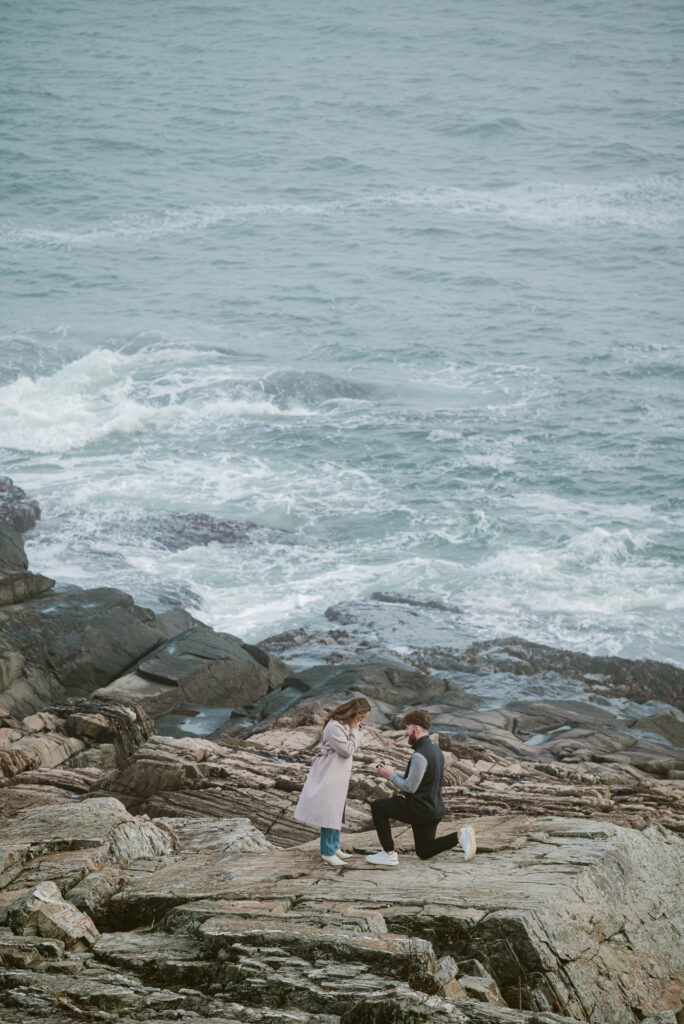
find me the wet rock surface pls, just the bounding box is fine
[94,625,290,715]
[126,510,291,553]
[414,638,684,712]
[0,477,41,533]
[1,491,683,1023]
[0,522,54,609]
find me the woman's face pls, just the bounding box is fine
[353,712,369,726]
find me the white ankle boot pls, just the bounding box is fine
[321,853,345,866]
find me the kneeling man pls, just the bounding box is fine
[366,709,476,867]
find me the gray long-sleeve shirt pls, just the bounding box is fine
[389,752,427,794]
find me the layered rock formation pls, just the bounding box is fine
[0,794,681,1023]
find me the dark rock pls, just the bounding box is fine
[371,592,462,614]
[0,522,55,609]
[323,597,469,652]
[0,522,28,573]
[137,512,275,552]
[0,478,41,533]
[93,626,290,716]
[226,655,461,734]
[0,587,174,717]
[417,637,684,711]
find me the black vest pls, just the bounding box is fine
[403,734,445,820]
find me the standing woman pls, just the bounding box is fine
[294,697,371,866]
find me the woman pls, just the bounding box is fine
[294,696,371,866]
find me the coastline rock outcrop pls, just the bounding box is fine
[93,625,290,715]
[0,795,680,1024]
[0,477,41,533]
[415,637,684,711]
[1,482,683,1023]
[0,522,54,609]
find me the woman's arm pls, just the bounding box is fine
[325,720,362,757]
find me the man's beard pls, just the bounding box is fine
[407,734,417,747]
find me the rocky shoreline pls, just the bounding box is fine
[1,480,683,1024]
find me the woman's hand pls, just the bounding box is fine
[351,714,367,728]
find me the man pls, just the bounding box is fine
[366,708,476,867]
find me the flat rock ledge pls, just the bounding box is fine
[0,796,681,1024]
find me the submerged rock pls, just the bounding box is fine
[133,511,291,552]
[259,369,372,407]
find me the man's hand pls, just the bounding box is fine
[376,763,393,779]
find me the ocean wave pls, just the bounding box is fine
[0,349,315,453]
[483,527,649,579]
[259,369,372,408]
[2,175,680,249]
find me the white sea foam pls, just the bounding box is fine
[2,176,681,250]
[0,349,317,453]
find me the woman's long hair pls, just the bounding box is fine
[323,696,371,727]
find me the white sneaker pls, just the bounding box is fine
[365,850,399,866]
[335,849,353,859]
[458,826,476,862]
[321,854,346,866]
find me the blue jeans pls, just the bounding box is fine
[320,828,341,856]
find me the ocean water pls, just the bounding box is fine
[1,1,683,666]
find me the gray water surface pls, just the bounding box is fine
[2,1,683,666]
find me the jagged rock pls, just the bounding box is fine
[459,973,507,1006]
[226,655,475,734]
[153,816,275,857]
[420,637,684,711]
[7,881,100,949]
[0,797,177,895]
[93,625,290,716]
[341,990,583,1023]
[136,510,285,551]
[0,699,156,818]
[95,733,342,845]
[0,521,54,608]
[0,477,41,533]
[107,817,683,1023]
[0,929,65,968]
[0,586,182,717]
[68,865,125,928]
[370,592,463,614]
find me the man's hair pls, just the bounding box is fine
[402,708,431,731]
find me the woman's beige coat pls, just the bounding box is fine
[293,719,362,830]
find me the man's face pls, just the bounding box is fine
[404,723,421,746]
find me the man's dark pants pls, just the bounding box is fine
[371,796,460,860]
